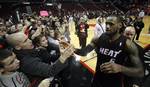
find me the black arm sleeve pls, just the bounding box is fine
[20,56,68,77]
[75,44,94,56]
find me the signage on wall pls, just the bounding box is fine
[40,10,49,17]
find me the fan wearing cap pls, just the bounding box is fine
[5,32,74,87]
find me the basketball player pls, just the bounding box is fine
[75,16,144,87]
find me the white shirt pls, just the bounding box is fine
[139,10,145,18]
[0,72,30,87]
[94,22,106,38]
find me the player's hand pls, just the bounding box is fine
[59,41,75,63]
[100,62,122,74]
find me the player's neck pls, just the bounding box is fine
[109,33,121,42]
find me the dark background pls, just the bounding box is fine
[0,0,149,19]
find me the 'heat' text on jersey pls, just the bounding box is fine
[99,48,122,58]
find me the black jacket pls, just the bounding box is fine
[14,49,68,86]
[14,49,68,77]
[76,22,89,37]
[134,21,144,31]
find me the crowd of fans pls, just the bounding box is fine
[0,3,150,87]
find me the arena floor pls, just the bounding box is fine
[69,16,150,72]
